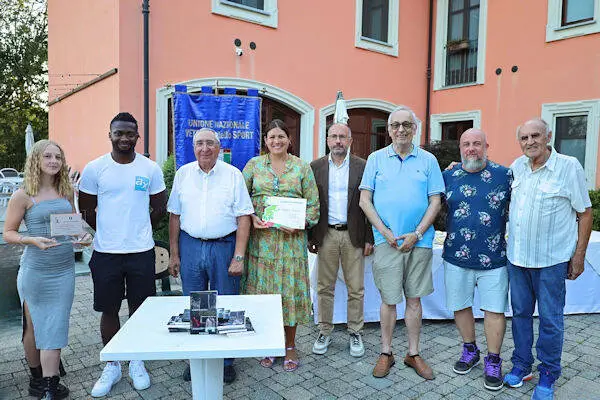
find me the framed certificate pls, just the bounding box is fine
[262,196,307,230]
[48,213,94,248]
[50,213,85,237]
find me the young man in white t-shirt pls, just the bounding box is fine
[79,112,167,398]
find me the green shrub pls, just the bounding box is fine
[589,189,600,231]
[153,154,175,243]
[420,140,461,173]
[420,140,460,231]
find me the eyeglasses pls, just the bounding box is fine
[273,176,279,193]
[388,121,415,131]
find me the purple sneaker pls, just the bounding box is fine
[453,343,480,374]
[483,354,503,391]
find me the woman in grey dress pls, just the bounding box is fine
[3,140,81,399]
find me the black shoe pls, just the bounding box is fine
[182,365,191,382]
[223,365,236,384]
[39,376,69,400]
[29,377,69,398]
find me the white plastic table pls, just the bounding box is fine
[100,294,285,400]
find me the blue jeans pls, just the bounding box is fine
[179,230,239,366]
[508,261,567,381]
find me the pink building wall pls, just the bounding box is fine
[48,1,600,186]
[48,0,120,170]
[431,0,600,185]
[49,1,430,170]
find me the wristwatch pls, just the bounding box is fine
[234,255,245,262]
[414,229,423,241]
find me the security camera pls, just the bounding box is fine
[235,47,243,56]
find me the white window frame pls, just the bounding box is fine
[433,0,487,91]
[541,99,600,189]
[546,0,600,42]
[211,0,278,28]
[355,0,399,57]
[429,110,481,141]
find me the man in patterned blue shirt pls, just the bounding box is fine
[442,128,512,391]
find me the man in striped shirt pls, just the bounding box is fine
[503,118,593,400]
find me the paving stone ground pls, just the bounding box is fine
[1,272,599,400]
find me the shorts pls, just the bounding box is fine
[372,244,433,305]
[444,260,508,313]
[89,249,156,313]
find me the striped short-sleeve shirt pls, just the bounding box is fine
[507,147,591,268]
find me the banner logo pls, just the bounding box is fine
[173,92,262,171]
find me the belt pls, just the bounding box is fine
[198,231,236,242]
[328,224,348,231]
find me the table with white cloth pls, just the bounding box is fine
[310,231,600,323]
[100,295,285,400]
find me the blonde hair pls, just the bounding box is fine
[23,140,73,198]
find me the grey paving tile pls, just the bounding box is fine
[0,273,598,399]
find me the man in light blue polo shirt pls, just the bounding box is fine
[359,105,444,380]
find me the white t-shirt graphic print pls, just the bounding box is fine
[79,153,166,253]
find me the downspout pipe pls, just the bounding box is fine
[424,0,434,144]
[143,0,150,158]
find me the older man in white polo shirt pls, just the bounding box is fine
[167,128,254,384]
[503,118,592,400]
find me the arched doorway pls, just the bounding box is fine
[262,97,301,156]
[325,108,390,160]
[156,78,314,166]
[165,90,301,157]
[318,98,399,159]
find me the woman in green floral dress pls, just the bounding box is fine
[242,119,319,372]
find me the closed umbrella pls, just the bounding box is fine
[25,123,34,155]
[333,91,349,125]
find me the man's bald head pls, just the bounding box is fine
[460,128,489,172]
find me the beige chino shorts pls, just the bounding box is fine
[372,244,434,305]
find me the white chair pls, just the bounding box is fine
[0,168,19,178]
[0,182,13,206]
[0,181,17,194]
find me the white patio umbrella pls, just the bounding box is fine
[333,90,349,125]
[25,123,35,155]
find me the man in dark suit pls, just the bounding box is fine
[309,123,374,357]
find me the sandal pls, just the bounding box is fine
[260,356,276,368]
[283,346,300,372]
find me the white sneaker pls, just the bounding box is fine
[349,333,365,357]
[312,334,332,355]
[129,360,151,391]
[91,362,122,397]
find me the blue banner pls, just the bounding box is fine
[173,92,262,171]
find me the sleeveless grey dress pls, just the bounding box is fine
[17,198,75,349]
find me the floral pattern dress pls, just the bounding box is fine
[242,154,319,326]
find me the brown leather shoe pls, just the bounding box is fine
[372,353,395,378]
[404,354,434,380]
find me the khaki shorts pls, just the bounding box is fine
[372,244,434,305]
